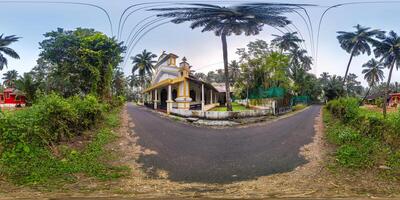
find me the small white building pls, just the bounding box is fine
[143,52,223,113]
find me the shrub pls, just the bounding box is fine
[0,94,127,185]
[326,98,360,123]
[36,94,79,143]
[0,94,108,148]
[327,125,361,145]
[68,95,105,130]
[109,95,126,109]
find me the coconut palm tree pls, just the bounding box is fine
[288,47,312,71]
[337,24,384,86]
[131,49,157,92]
[271,32,303,53]
[0,34,20,71]
[360,59,384,105]
[2,69,18,87]
[374,31,400,117]
[150,3,302,111]
[229,60,241,83]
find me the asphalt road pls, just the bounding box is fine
[127,104,321,183]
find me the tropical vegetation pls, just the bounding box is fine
[0,34,20,71]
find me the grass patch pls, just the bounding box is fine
[210,102,250,111]
[0,106,129,188]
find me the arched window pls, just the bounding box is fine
[190,90,196,101]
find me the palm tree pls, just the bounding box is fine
[271,32,303,53]
[0,34,20,71]
[150,3,300,111]
[374,31,400,117]
[15,73,37,104]
[2,69,18,87]
[127,74,141,89]
[131,49,157,99]
[229,60,241,83]
[360,59,384,105]
[337,24,384,86]
[288,47,312,72]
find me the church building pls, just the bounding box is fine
[143,52,223,113]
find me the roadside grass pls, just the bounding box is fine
[292,104,308,111]
[210,102,250,111]
[0,107,129,188]
[323,107,399,180]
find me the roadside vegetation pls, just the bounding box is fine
[0,28,130,188]
[325,98,399,179]
[0,94,128,187]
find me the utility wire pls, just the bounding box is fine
[0,0,113,36]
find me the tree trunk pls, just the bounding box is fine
[360,87,371,106]
[221,33,233,111]
[383,61,395,118]
[342,47,356,95]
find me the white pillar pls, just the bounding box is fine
[167,85,172,114]
[210,90,213,104]
[201,84,205,111]
[154,89,158,110]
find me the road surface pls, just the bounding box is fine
[127,104,321,183]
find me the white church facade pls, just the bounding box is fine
[143,52,224,114]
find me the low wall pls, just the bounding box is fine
[170,108,272,120]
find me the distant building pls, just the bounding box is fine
[143,52,223,113]
[0,88,26,108]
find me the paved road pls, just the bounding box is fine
[127,104,321,183]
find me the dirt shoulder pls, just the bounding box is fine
[0,105,399,199]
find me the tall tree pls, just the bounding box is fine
[271,32,303,53]
[131,49,157,99]
[193,72,207,81]
[39,28,125,99]
[323,75,345,101]
[0,34,20,71]
[361,59,385,104]
[151,3,298,111]
[337,24,384,86]
[373,31,400,117]
[229,60,241,83]
[112,69,127,96]
[2,69,18,87]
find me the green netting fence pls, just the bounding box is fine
[291,96,310,106]
[248,87,286,99]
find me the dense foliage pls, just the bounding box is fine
[0,94,127,185]
[37,28,126,100]
[325,98,400,176]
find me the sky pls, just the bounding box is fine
[1,0,400,86]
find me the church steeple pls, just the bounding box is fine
[179,57,191,77]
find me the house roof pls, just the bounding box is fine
[211,83,234,93]
[4,88,14,93]
[2,88,25,96]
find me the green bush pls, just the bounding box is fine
[0,94,110,148]
[0,94,127,185]
[326,98,360,123]
[68,95,106,130]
